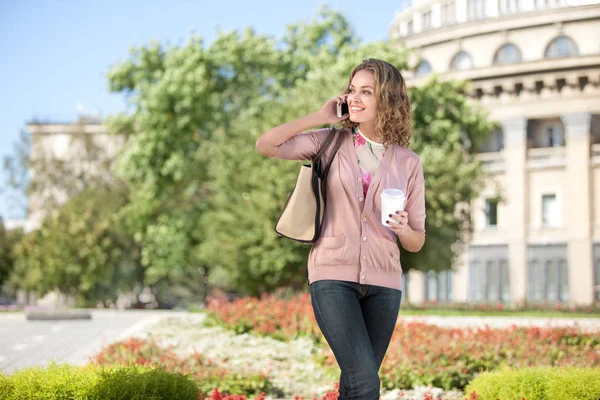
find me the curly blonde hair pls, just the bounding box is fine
[339,58,412,148]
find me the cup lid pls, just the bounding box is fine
[381,188,405,198]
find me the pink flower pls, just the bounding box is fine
[354,132,367,148]
[362,172,372,197]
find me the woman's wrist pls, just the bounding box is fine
[398,226,425,252]
[308,110,329,127]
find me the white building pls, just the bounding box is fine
[25,117,121,232]
[390,0,600,305]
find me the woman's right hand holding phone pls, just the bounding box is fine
[256,94,348,157]
[318,95,349,125]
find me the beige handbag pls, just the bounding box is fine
[275,128,344,243]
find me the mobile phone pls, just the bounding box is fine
[336,102,349,118]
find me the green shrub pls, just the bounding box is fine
[0,363,199,400]
[465,367,600,400]
[92,338,279,397]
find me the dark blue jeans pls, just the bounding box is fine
[309,280,402,400]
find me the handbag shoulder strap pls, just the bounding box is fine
[321,129,344,180]
[313,127,343,179]
[313,127,337,163]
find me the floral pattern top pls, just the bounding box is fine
[353,127,385,198]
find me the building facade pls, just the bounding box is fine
[25,117,119,232]
[390,0,600,305]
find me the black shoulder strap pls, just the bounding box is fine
[322,129,344,181]
[313,127,336,164]
[313,127,343,179]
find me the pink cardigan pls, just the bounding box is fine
[273,128,426,291]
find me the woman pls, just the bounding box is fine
[255,58,426,400]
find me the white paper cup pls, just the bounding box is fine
[381,188,406,227]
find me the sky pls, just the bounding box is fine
[0,0,408,220]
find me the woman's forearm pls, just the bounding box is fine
[255,111,326,157]
[398,226,425,252]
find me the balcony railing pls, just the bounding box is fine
[527,146,566,169]
[476,151,505,172]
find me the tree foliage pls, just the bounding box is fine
[107,6,496,296]
[10,186,142,305]
[0,219,24,291]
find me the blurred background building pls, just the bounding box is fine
[393,0,600,305]
[25,117,120,232]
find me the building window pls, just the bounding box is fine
[594,245,600,301]
[546,124,564,147]
[470,259,510,302]
[558,259,569,302]
[467,0,486,19]
[426,271,437,302]
[545,36,579,58]
[546,260,558,301]
[484,199,498,227]
[441,2,456,25]
[416,60,432,75]
[481,128,504,152]
[541,194,560,227]
[425,270,452,302]
[468,246,510,303]
[500,259,510,302]
[422,10,432,31]
[527,249,569,303]
[499,0,519,14]
[450,51,473,71]
[493,129,504,151]
[470,260,483,301]
[493,44,522,64]
[529,259,543,301]
[407,20,414,35]
[486,261,499,301]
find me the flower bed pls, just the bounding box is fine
[207,292,600,391]
[118,314,337,398]
[206,292,320,341]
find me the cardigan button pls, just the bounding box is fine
[362,236,367,241]
[359,197,364,202]
[357,177,362,182]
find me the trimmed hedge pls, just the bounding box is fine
[92,338,278,396]
[0,363,199,400]
[465,367,600,400]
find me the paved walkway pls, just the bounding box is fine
[0,310,186,374]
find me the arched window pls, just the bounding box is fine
[545,36,579,58]
[450,51,473,70]
[493,43,522,64]
[416,60,432,75]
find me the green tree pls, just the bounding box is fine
[108,7,496,295]
[0,218,24,292]
[1,130,30,219]
[1,118,151,304]
[10,186,142,306]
